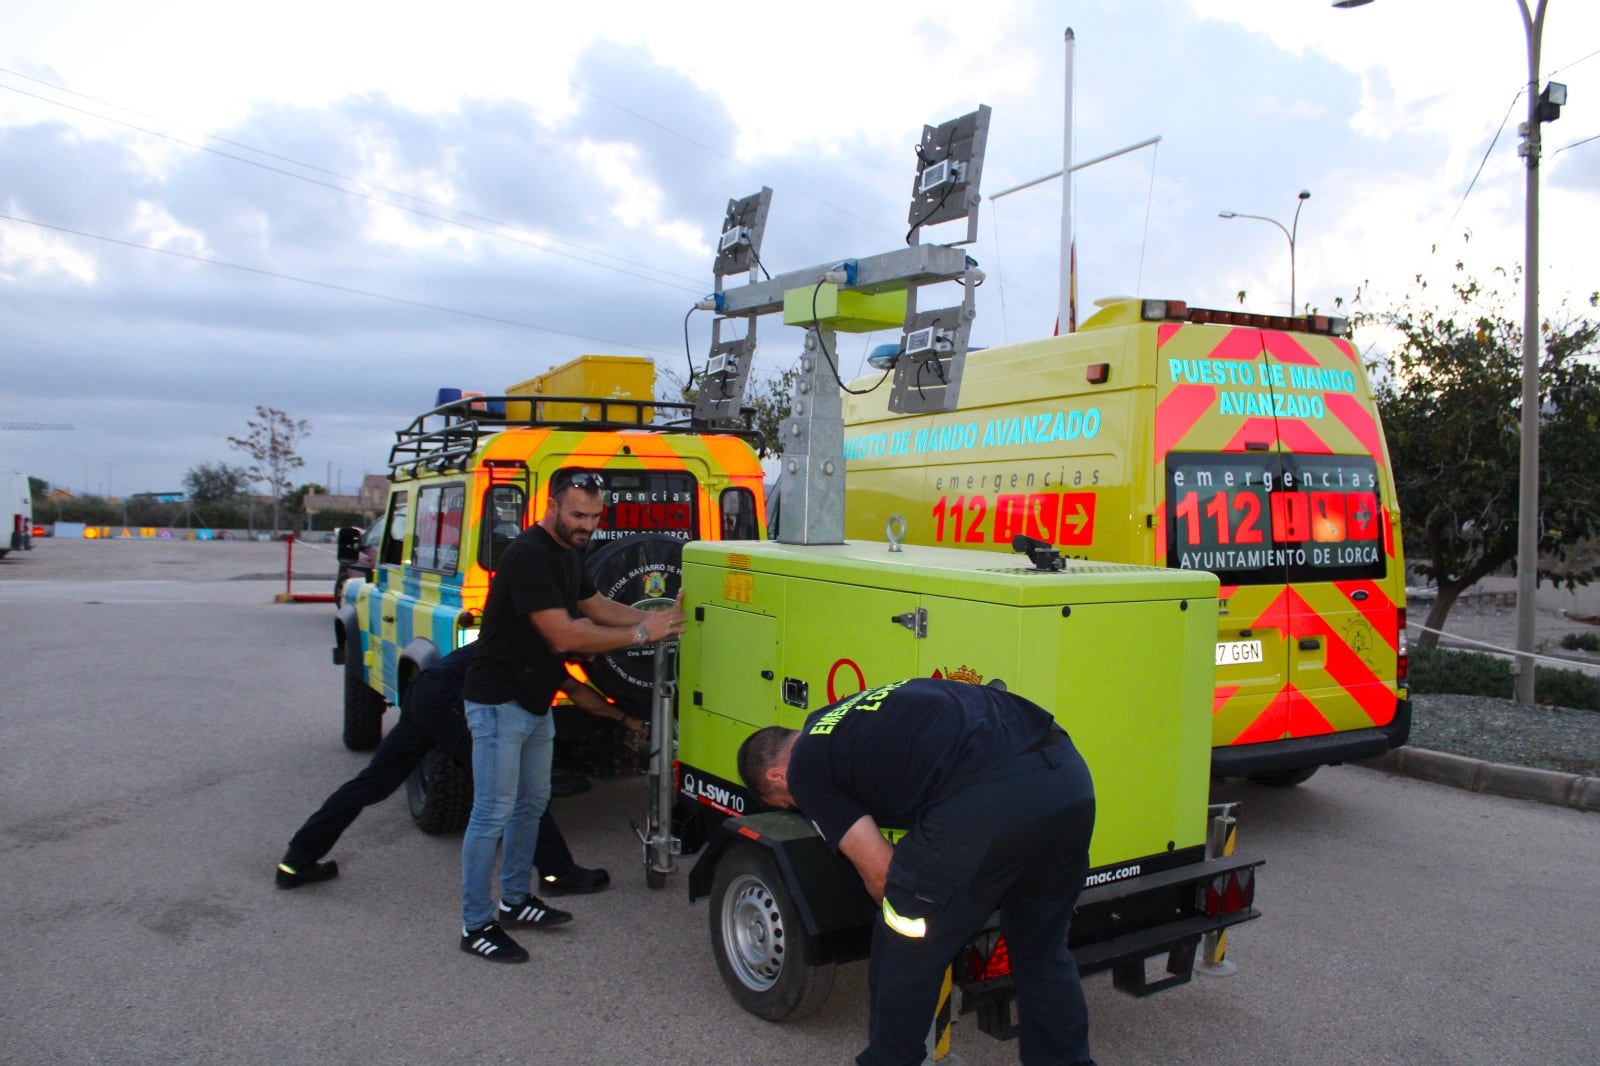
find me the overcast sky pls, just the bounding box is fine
[3,0,1596,499]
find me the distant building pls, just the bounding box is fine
[304,474,388,525]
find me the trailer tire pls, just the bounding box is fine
[1250,765,1319,787]
[406,749,473,834]
[709,846,834,1022]
[342,642,386,752]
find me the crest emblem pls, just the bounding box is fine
[942,665,983,685]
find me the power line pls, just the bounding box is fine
[0,71,705,294]
[1553,131,1600,156]
[0,61,902,273]
[0,212,676,357]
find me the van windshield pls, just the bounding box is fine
[1166,452,1386,585]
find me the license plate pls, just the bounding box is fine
[1216,640,1264,666]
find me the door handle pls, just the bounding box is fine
[1298,637,1321,651]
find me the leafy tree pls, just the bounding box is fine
[1368,266,1600,648]
[228,406,311,533]
[28,476,49,501]
[746,366,799,459]
[183,461,252,504]
[660,364,796,459]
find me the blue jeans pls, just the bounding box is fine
[460,700,555,929]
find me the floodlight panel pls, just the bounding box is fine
[905,105,990,241]
[713,187,773,279]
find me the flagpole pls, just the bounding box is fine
[1059,27,1076,333]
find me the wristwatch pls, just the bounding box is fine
[633,623,649,647]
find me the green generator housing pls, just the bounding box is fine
[676,539,1220,868]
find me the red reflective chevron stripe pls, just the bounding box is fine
[1230,688,1295,745]
[1283,586,1391,727]
[1263,331,1319,366]
[1207,327,1266,362]
[1154,385,1215,463]
[1213,684,1240,716]
[1323,639,1394,726]
[1284,690,1338,737]
[1325,393,1385,468]
[1331,337,1358,364]
[1335,580,1398,651]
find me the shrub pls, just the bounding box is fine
[1532,666,1600,711]
[1408,646,1510,698]
[1409,645,1600,711]
[1558,631,1600,653]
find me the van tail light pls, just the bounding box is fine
[1199,867,1255,917]
[963,932,1013,981]
[1396,607,1409,682]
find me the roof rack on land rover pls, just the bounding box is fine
[385,393,764,478]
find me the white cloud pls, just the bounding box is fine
[2,0,1595,495]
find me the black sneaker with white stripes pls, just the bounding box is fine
[460,921,528,964]
[497,894,573,929]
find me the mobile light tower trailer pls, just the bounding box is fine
[639,106,1262,1051]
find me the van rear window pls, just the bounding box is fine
[1166,453,1386,585]
[590,470,698,542]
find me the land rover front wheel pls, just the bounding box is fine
[709,846,834,1022]
[342,640,386,751]
[406,749,472,834]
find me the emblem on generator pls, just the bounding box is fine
[936,665,984,685]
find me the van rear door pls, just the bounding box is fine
[1265,338,1402,746]
[1156,325,1401,761]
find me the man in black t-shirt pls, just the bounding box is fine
[457,468,684,964]
[739,678,1097,1066]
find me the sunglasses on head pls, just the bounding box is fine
[553,470,605,493]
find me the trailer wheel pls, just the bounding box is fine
[342,639,386,751]
[709,846,834,1022]
[406,749,472,834]
[1250,765,1319,787]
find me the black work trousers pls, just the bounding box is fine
[286,672,574,873]
[860,740,1097,1066]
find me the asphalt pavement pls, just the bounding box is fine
[2,541,1596,1064]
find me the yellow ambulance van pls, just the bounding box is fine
[840,297,1410,783]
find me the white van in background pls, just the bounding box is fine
[3,469,33,557]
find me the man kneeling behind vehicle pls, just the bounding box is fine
[276,641,645,895]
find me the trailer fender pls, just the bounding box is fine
[689,811,876,946]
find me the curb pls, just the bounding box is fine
[1355,748,1600,812]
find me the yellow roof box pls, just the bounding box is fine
[506,355,655,423]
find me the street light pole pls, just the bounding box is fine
[1218,190,1311,313]
[1334,0,1560,705]
[1513,0,1550,705]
